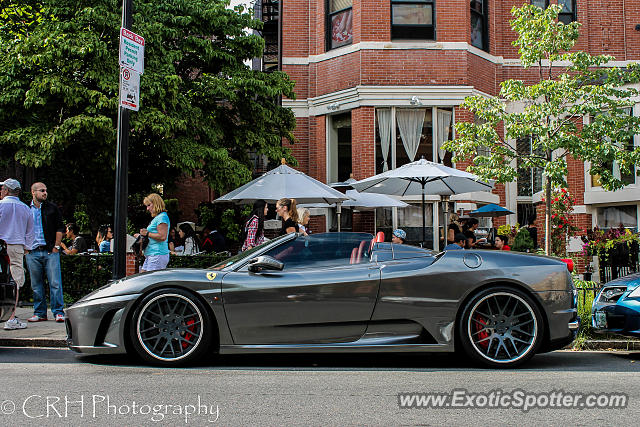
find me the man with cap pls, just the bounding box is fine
[391,229,407,244]
[25,182,66,322]
[0,178,35,329]
[444,233,467,250]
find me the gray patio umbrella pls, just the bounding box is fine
[352,158,493,245]
[301,189,408,210]
[215,162,350,230]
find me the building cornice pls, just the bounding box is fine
[283,41,640,68]
[283,85,492,117]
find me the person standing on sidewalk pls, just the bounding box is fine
[25,182,66,323]
[0,178,35,330]
[137,193,170,272]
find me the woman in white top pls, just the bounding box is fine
[297,207,311,236]
[172,223,201,255]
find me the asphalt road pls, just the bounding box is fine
[0,348,638,426]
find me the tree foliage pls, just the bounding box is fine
[443,4,640,254]
[0,0,297,224]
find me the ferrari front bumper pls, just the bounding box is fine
[65,293,139,355]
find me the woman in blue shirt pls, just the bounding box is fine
[96,224,113,253]
[138,193,170,271]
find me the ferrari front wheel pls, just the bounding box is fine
[459,287,543,368]
[130,288,212,366]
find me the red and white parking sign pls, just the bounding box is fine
[119,28,145,75]
[120,67,140,111]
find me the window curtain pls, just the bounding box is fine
[376,109,392,171]
[396,108,426,162]
[436,109,452,162]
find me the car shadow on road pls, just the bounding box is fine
[3,347,638,372]
[79,349,640,372]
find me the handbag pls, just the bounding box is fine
[131,234,149,257]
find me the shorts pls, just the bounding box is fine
[142,254,170,271]
[7,244,25,288]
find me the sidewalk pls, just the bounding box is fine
[0,306,67,347]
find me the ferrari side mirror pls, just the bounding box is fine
[248,255,284,272]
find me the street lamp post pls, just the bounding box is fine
[112,0,133,279]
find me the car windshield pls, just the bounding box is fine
[208,234,290,270]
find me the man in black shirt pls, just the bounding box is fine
[201,225,226,253]
[61,222,88,255]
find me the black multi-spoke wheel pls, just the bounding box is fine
[130,289,212,366]
[459,287,543,368]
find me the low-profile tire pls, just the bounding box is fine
[458,287,544,368]
[129,288,212,366]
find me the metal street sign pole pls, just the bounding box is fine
[113,0,133,279]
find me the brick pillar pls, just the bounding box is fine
[352,211,375,235]
[126,253,138,276]
[352,107,376,180]
[308,215,326,234]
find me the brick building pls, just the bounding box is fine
[251,0,640,260]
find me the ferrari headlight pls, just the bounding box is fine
[598,286,627,303]
[626,284,640,299]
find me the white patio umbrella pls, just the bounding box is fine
[300,189,408,210]
[215,162,351,230]
[352,158,493,245]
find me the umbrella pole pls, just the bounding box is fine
[337,202,342,232]
[442,195,450,248]
[421,182,426,247]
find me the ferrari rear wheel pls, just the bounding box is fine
[130,288,212,366]
[459,287,543,368]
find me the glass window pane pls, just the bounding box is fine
[330,9,353,49]
[558,0,573,13]
[329,0,352,13]
[392,4,432,25]
[470,0,484,13]
[531,0,547,8]
[470,13,484,49]
[597,205,637,230]
[396,109,432,167]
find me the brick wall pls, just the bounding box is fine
[352,211,375,234]
[167,173,212,223]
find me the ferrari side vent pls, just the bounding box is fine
[93,310,118,347]
[418,328,438,344]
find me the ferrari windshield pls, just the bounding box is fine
[209,234,290,270]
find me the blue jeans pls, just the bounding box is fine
[25,250,64,317]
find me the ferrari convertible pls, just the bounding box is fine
[66,232,578,368]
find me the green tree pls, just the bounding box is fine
[443,4,640,255]
[0,0,297,223]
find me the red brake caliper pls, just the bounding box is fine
[475,315,489,349]
[182,319,196,349]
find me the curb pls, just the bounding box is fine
[577,340,640,351]
[0,337,67,348]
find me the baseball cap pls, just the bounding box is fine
[392,229,407,240]
[0,178,21,191]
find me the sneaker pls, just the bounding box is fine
[27,315,48,322]
[55,314,65,323]
[4,317,27,330]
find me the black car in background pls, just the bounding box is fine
[66,232,578,368]
[0,240,16,322]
